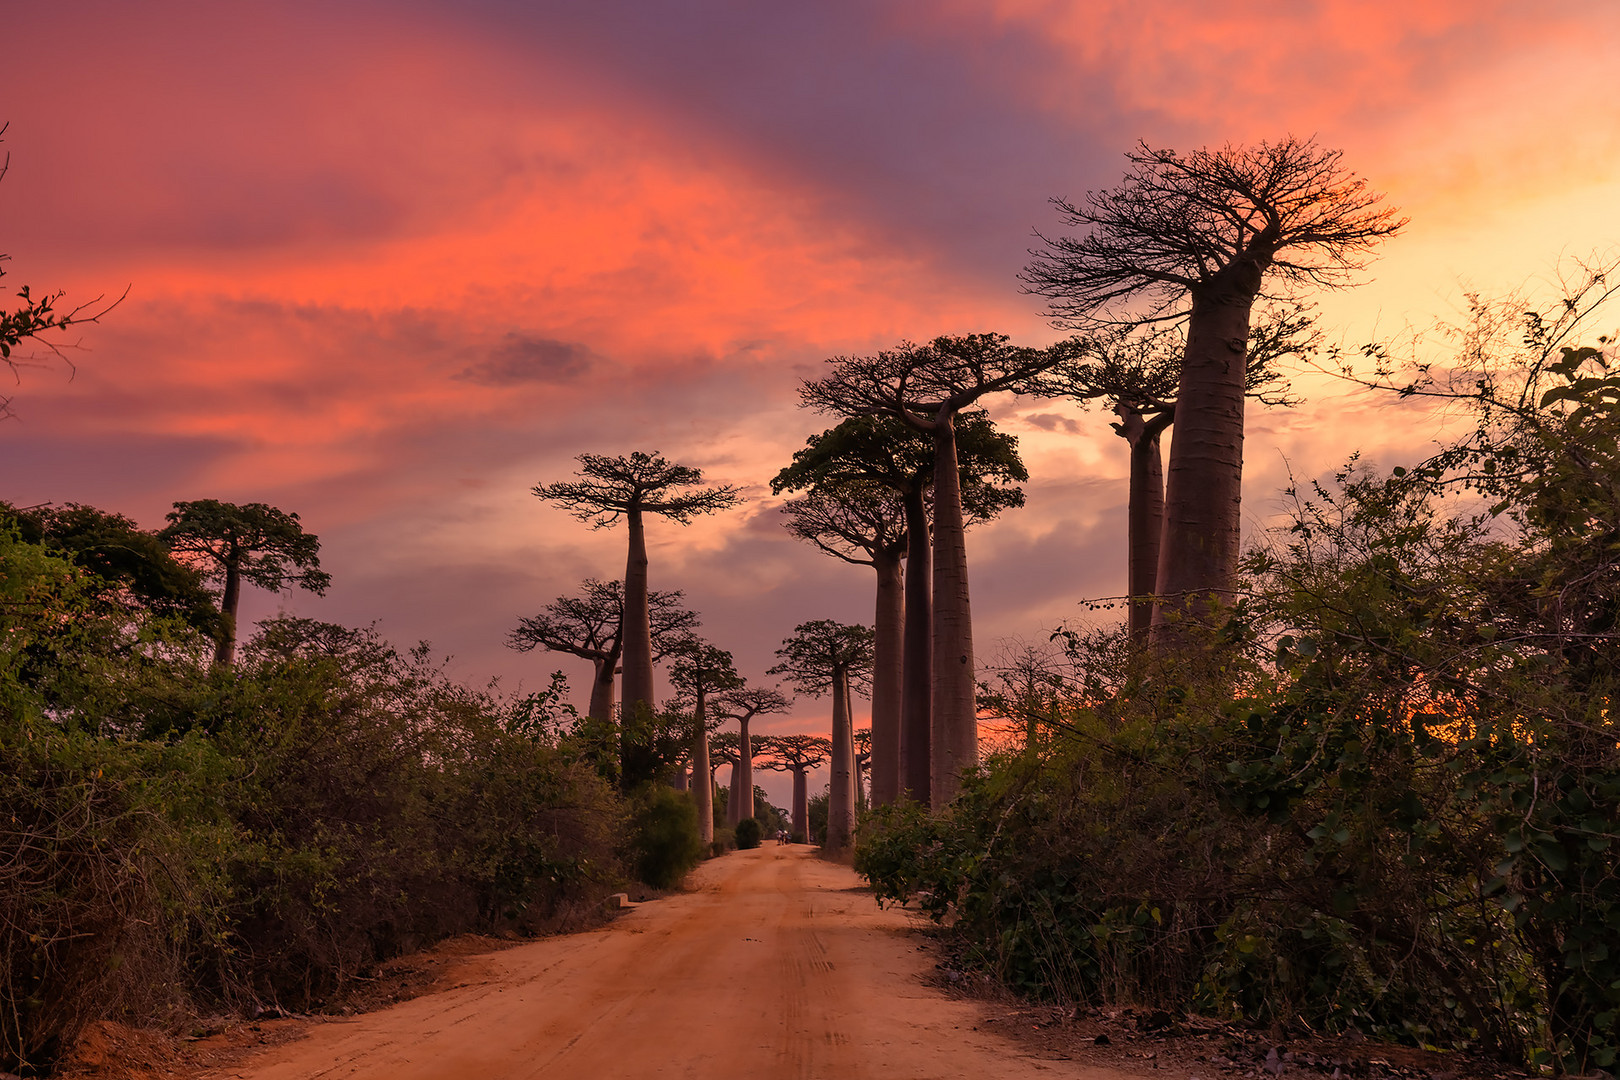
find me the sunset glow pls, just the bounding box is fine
[8,1,1620,803]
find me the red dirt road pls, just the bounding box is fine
[212,845,1153,1080]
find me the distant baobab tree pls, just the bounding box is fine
[665,637,744,847]
[1024,138,1403,638]
[534,452,739,775]
[853,726,871,808]
[802,335,1057,805]
[770,620,875,855]
[1034,309,1311,638]
[772,413,1024,808]
[757,734,831,843]
[159,499,331,668]
[714,685,792,826]
[507,579,698,722]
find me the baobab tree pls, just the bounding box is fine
[773,413,1024,808]
[507,579,698,721]
[714,684,792,825]
[769,620,875,855]
[802,335,1057,805]
[1023,138,1403,635]
[1034,311,1310,638]
[159,500,331,668]
[534,452,739,767]
[853,727,872,808]
[757,734,831,843]
[665,638,744,846]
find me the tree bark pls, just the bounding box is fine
[213,562,241,668]
[1117,405,1169,641]
[620,507,654,779]
[791,767,809,842]
[692,689,713,846]
[930,414,976,807]
[826,665,856,854]
[673,765,689,792]
[899,486,932,807]
[736,715,754,823]
[587,651,618,722]
[869,550,903,807]
[1152,289,1255,640]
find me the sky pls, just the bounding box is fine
[6,1,1620,807]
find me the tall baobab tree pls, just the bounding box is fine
[772,414,1024,808]
[159,500,331,668]
[757,734,831,843]
[802,335,1057,805]
[1034,311,1310,638]
[1023,138,1403,636]
[770,620,875,855]
[507,579,698,721]
[534,452,739,770]
[666,638,744,846]
[714,684,792,826]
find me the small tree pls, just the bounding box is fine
[665,638,744,847]
[770,620,875,854]
[756,734,831,843]
[507,579,698,721]
[159,500,330,668]
[1023,138,1403,638]
[713,684,792,825]
[802,335,1054,805]
[534,452,739,778]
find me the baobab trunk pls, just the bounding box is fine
[213,563,242,669]
[870,549,903,807]
[727,760,743,826]
[691,690,714,846]
[587,650,618,722]
[826,665,856,854]
[791,766,809,842]
[929,414,976,807]
[736,716,754,823]
[1152,281,1260,640]
[673,764,689,792]
[620,507,655,771]
[899,486,932,806]
[1116,405,1168,641]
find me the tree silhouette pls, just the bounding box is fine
[802,335,1053,805]
[159,500,330,668]
[756,734,831,843]
[1024,138,1403,637]
[773,413,1024,808]
[713,684,792,826]
[769,620,874,854]
[534,451,739,768]
[666,637,744,846]
[507,579,698,721]
[4,502,218,632]
[1034,309,1311,637]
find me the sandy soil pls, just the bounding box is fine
[199,844,1155,1080]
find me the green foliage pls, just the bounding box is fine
[734,817,763,849]
[626,786,704,889]
[856,325,1620,1070]
[0,527,631,1069]
[807,789,829,847]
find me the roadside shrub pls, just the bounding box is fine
[710,826,736,857]
[626,786,703,889]
[734,817,762,849]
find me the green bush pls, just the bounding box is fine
[734,817,762,849]
[626,786,703,889]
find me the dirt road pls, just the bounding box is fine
[214,844,1154,1080]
